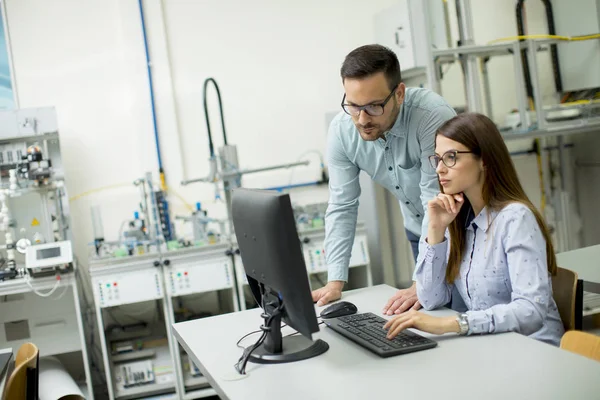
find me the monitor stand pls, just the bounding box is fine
[249,294,329,364]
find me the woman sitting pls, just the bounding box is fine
[384,112,564,346]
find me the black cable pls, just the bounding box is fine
[236,324,288,349]
[540,0,563,94]
[516,0,534,101]
[234,311,277,375]
[235,285,284,375]
[203,77,228,158]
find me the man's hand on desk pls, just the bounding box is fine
[383,310,459,339]
[382,282,422,316]
[311,281,344,306]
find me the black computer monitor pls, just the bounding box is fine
[231,188,329,365]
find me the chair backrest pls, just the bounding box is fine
[561,330,600,362]
[2,359,28,400]
[2,343,39,400]
[15,343,38,368]
[552,267,578,331]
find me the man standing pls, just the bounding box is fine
[311,44,463,315]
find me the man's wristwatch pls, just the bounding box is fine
[456,313,469,335]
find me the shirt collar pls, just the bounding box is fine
[465,206,497,233]
[383,104,404,139]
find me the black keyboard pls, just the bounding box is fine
[323,312,437,357]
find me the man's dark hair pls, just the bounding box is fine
[340,44,401,90]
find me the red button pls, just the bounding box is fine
[114,282,118,286]
[184,272,188,276]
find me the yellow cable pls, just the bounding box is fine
[69,180,198,214]
[159,172,167,191]
[69,183,132,202]
[560,99,600,106]
[164,186,194,212]
[488,33,600,44]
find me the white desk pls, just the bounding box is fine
[173,284,600,400]
[556,245,600,293]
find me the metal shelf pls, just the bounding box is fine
[502,121,600,142]
[184,388,217,400]
[433,38,568,61]
[184,373,209,389]
[0,131,59,144]
[114,381,175,400]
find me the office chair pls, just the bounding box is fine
[1,342,39,400]
[561,330,600,362]
[552,267,583,331]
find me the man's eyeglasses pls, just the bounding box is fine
[341,88,396,117]
[429,150,473,169]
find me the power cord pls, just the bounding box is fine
[234,306,282,375]
[24,273,62,297]
[236,323,288,349]
[234,284,283,375]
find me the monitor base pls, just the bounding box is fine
[249,336,329,364]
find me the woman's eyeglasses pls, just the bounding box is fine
[428,150,473,169]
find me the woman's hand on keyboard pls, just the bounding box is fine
[383,310,460,339]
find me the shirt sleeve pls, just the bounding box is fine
[412,106,456,281]
[465,208,552,336]
[415,235,453,310]
[323,120,360,282]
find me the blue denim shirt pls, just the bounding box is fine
[416,203,564,346]
[324,88,456,281]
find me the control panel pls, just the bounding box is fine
[235,234,370,284]
[304,234,370,273]
[166,260,233,297]
[92,269,163,308]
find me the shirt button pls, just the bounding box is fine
[417,214,421,218]
[396,186,400,190]
[385,147,389,151]
[388,166,392,171]
[405,201,409,204]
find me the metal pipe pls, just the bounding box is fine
[180,176,212,186]
[182,160,310,184]
[557,136,567,191]
[512,41,530,131]
[442,0,453,48]
[221,160,310,179]
[455,0,484,112]
[480,58,493,120]
[138,0,166,189]
[526,39,546,129]
[418,0,441,93]
[203,78,229,158]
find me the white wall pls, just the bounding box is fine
[4,0,399,287]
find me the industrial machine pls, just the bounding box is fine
[0,106,93,398]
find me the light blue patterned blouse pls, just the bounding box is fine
[415,202,564,346]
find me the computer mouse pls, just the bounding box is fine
[320,301,358,319]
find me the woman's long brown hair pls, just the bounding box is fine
[437,113,557,283]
